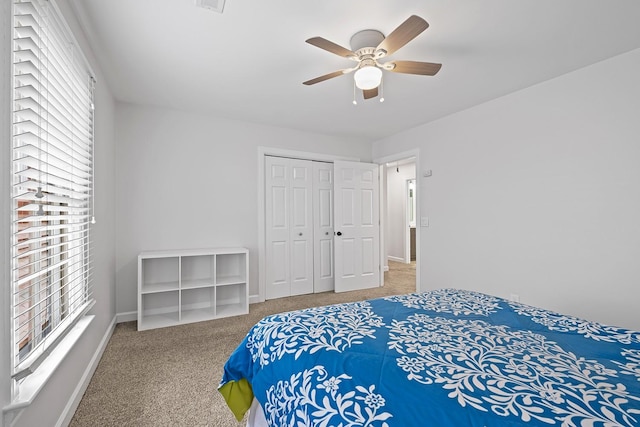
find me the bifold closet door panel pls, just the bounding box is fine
[265,156,313,298]
[313,161,334,293]
[265,156,290,299]
[289,159,313,296]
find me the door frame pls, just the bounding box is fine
[373,149,421,294]
[257,147,359,303]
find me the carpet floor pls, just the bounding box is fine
[69,261,416,426]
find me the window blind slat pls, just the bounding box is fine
[15,253,90,296]
[15,261,93,304]
[15,259,92,306]
[16,267,94,333]
[16,280,93,338]
[15,154,92,181]
[14,257,71,288]
[14,106,93,155]
[14,51,93,134]
[16,192,89,208]
[13,190,88,206]
[14,167,92,194]
[13,141,91,174]
[16,219,89,236]
[13,179,90,201]
[15,1,94,110]
[13,126,93,165]
[13,112,93,161]
[16,216,90,231]
[13,57,94,125]
[14,234,87,261]
[13,93,93,141]
[14,47,94,140]
[14,231,90,253]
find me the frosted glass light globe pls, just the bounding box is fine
[353,66,382,90]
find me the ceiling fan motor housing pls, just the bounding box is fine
[350,29,385,52]
[358,57,377,68]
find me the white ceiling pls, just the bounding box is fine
[70,0,640,141]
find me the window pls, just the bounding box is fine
[11,0,95,381]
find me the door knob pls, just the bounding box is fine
[325,232,329,235]
[298,232,303,236]
[336,231,342,236]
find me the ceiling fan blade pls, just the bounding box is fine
[377,15,429,57]
[303,70,350,86]
[306,37,357,59]
[388,60,442,76]
[363,87,378,99]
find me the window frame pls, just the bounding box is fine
[9,0,96,386]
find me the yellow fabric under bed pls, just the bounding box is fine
[218,378,254,421]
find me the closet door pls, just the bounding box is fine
[313,162,334,293]
[265,157,313,299]
[289,159,313,296]
[265,156,290,299]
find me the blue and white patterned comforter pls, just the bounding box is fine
[219,289,640,426]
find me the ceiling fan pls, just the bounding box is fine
[303,15,442,101]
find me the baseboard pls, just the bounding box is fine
[387,256,404,263]
[249,294,262,304]
[56,315,116,427]
[116,311,137,323]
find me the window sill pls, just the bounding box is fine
[2,315,95,414]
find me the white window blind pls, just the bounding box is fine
[11,0,95,381]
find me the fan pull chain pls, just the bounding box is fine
[379,77,385,103]
[352,80,357,105]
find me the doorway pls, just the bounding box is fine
[379,152,419,293]
[407,179,417,262]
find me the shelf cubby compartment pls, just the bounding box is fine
[139,290,179,330]
[140,256,179,293]
[181,287,215,324]
[216,282,248,317]
[181,254,215,288]
[216,252,247,285]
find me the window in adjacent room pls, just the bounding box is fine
[10,0,95,383]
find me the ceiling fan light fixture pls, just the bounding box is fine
[303,16,439,101]
[354,66,382,90]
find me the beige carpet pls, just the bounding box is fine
[70,261,416,427]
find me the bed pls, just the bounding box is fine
[219,288,640,426]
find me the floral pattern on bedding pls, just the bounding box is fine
[220,289,640,426]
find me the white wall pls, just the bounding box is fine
[114,104,372,316]
[1,1,117,426]
[373,48,640,331]
[386,162,416,261]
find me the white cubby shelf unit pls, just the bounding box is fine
[137,248,249,331]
